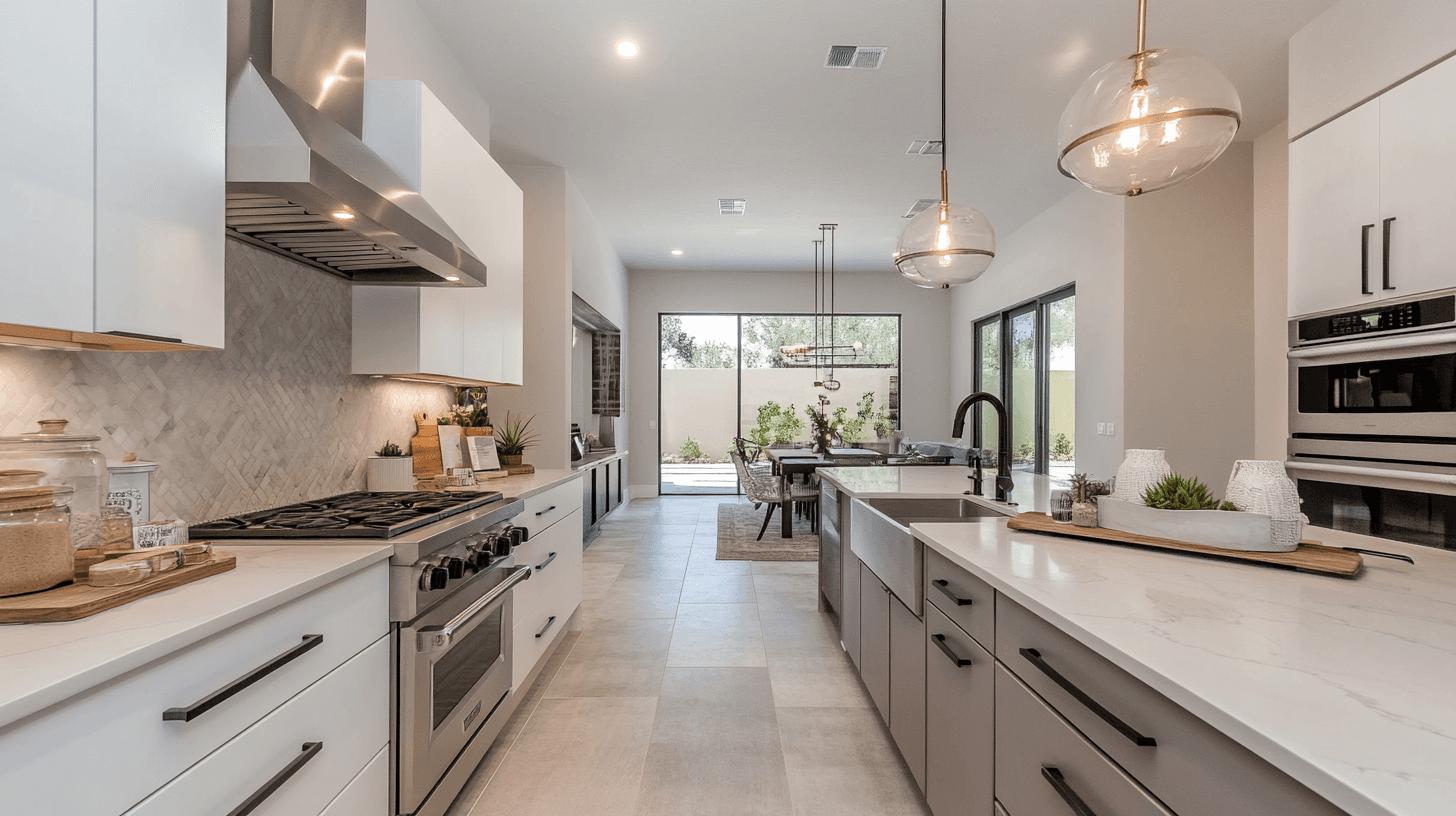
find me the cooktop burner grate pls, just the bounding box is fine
[190,491,504,539]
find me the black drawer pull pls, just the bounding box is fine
[1019,648,1155,747]
[164,635,323,722]
[932,578,973,606]
[1382,216,1397,290]
[536,551,558,571]
[228,741,323,816]
[536,505,557,516]
[1041,767,1097,816]
[1361,223,1374,295]
[932,634,973,667]
[535,615,557,639]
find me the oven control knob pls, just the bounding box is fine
[440,556,465,579]
[466,551,489,572]
[419,565,449,591]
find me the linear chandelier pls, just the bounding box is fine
[780,224,863,391]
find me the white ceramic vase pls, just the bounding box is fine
[1225,460,1304,550]
[366,456,416,492]
[1109,449,1173,505]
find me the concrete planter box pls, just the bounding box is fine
[1096,498,1295,553]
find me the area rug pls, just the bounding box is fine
[716,503,819,562]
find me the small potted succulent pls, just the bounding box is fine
[494,412,539,467]
[366,440,415,492]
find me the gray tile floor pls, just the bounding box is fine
[446,495,932,816]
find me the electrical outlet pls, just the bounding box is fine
[649,419,657,429]
[1107,422,1115,436]
[1097,423,1106,435]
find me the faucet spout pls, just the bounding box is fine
[952,392,1015,504]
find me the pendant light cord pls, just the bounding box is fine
[1135,0,1147,54]
[940,0,949,205]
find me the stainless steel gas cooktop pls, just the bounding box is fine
[189,491,504,539]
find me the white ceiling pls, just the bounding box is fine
[417,0,1338,275]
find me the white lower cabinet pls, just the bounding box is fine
[512,505,584,688]
[321,745,389,816]
[125,637,389,816]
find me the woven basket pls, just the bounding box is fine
[1109,449,1172,505]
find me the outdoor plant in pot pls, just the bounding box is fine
[495,412,539,466]
[366,440,415,492]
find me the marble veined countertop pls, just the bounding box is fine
[0,544,392,730]
[910,517,1454,816]
[449,467,583,501]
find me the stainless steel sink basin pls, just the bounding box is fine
[849,496,1013,614]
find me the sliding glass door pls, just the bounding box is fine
[973,286,1075,477]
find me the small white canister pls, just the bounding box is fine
[107,457,158,526]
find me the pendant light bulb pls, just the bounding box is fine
[1057,0,1241,196]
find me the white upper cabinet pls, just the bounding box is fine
[354,81,524,386]
[1377,55,1456,301]
[0,0,225,350]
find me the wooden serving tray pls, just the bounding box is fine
[1006,513,1362,577]
[0,551,237,623]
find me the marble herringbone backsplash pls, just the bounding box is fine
[0,240,451,522]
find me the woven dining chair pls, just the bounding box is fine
[731,451,817,540]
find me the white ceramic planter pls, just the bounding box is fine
[1109,449,1173,505]
[1096,497,1295,553]
[366,456,416,492]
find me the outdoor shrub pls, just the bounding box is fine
[1051,433,1074,461]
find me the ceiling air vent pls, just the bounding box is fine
[719,198,747,216]
[903,199,940,218]
[825,46,887,70]
[906,140,943,155]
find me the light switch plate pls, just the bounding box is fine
[1107,422,1115,436]
[649,419,657,429]
[1097,423,1106,435]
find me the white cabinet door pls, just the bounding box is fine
[0,0,95,335]
[1379,54,1456,300]
[94,0,226,348]
[1289,99,1382,317]
[353,287,465,380]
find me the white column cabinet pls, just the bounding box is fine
[0,0,225,350]
[1378,55,1456,301]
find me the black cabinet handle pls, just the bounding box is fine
[536,505,557,516]
[932,578,973,606]
[536,551,558,571]
[932,634,973,667]
[1382,216,1397,290]
[164,635,323,722]
[535,615,557,639]
[1041,767,1097,816]
[1361,223,1374,295]
[227,741,322,816]
[1019,648,1155,747]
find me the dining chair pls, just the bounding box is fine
[731,451,818,540]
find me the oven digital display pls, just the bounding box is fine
[1360,313,1381,328]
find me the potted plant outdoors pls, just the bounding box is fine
[495,412,540,467]
[366,440,416,492]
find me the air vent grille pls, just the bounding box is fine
[903,199,940,218]
[906,140,943,155]
[225,194,417,274]
[825,46,887,70]
[719,198,747,216]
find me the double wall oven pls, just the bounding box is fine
[1287,290,1456,548]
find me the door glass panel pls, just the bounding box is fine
[431,605,503,729]
[660,314,739,494]
[1046,295,1076,478]
[976,320,1001,459]
[1009,309,1037,471]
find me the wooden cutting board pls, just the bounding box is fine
[1006,513,1362,577]
[412,420,443,479]
[0,552,237,623]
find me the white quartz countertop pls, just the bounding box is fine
[0,544,392,730]
[449,467,582,501]
[908,517,1454,816]
[574,448,629,472]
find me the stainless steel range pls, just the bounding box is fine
[196,491,532,816]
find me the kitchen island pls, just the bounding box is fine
[819,465,1453,816]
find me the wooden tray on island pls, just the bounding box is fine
[1006,513,1363,577]
[0,551,236,623]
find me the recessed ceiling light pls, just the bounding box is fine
[444,275,460,281]
[616,40,639,58]
[671,249,683,256]
[331,210,355,220]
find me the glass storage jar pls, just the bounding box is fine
[0,472,74,596]
[0,419,109,551]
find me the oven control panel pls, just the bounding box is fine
[1297,294,1455,344]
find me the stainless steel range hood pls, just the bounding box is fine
[225,0,486,286]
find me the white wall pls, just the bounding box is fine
[949,190,1126,479]
[1253,123,1291,460]
[366,0,491,148]
[627,269,953,492]
[569,182,630,455]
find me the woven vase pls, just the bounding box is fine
[1225,460,1304,550]
[1109,449,1173,505]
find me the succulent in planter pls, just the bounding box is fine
[494,412,540,458]
[1141,474,1238,511]
[376,440,404,457]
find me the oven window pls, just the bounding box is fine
[1298,352,1456,414]
[1299,479,1454,550]
[431,605,503,729]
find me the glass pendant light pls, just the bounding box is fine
[1057,0,1241,196]
[894,0,995,288]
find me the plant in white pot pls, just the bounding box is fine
[1097,473,1295,553]
[366,441,415,492]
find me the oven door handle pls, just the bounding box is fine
[1288,327,1456,360]
[416,566,531,653]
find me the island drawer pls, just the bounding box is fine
[125,636,389,816]
[996,597,1347,816]
[521,478,583,535]
[996,664,1174,816]
[923,545,995,650]
[0,562,388,816]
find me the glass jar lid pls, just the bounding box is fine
[0,418,101,450]
[0,470,74,512]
